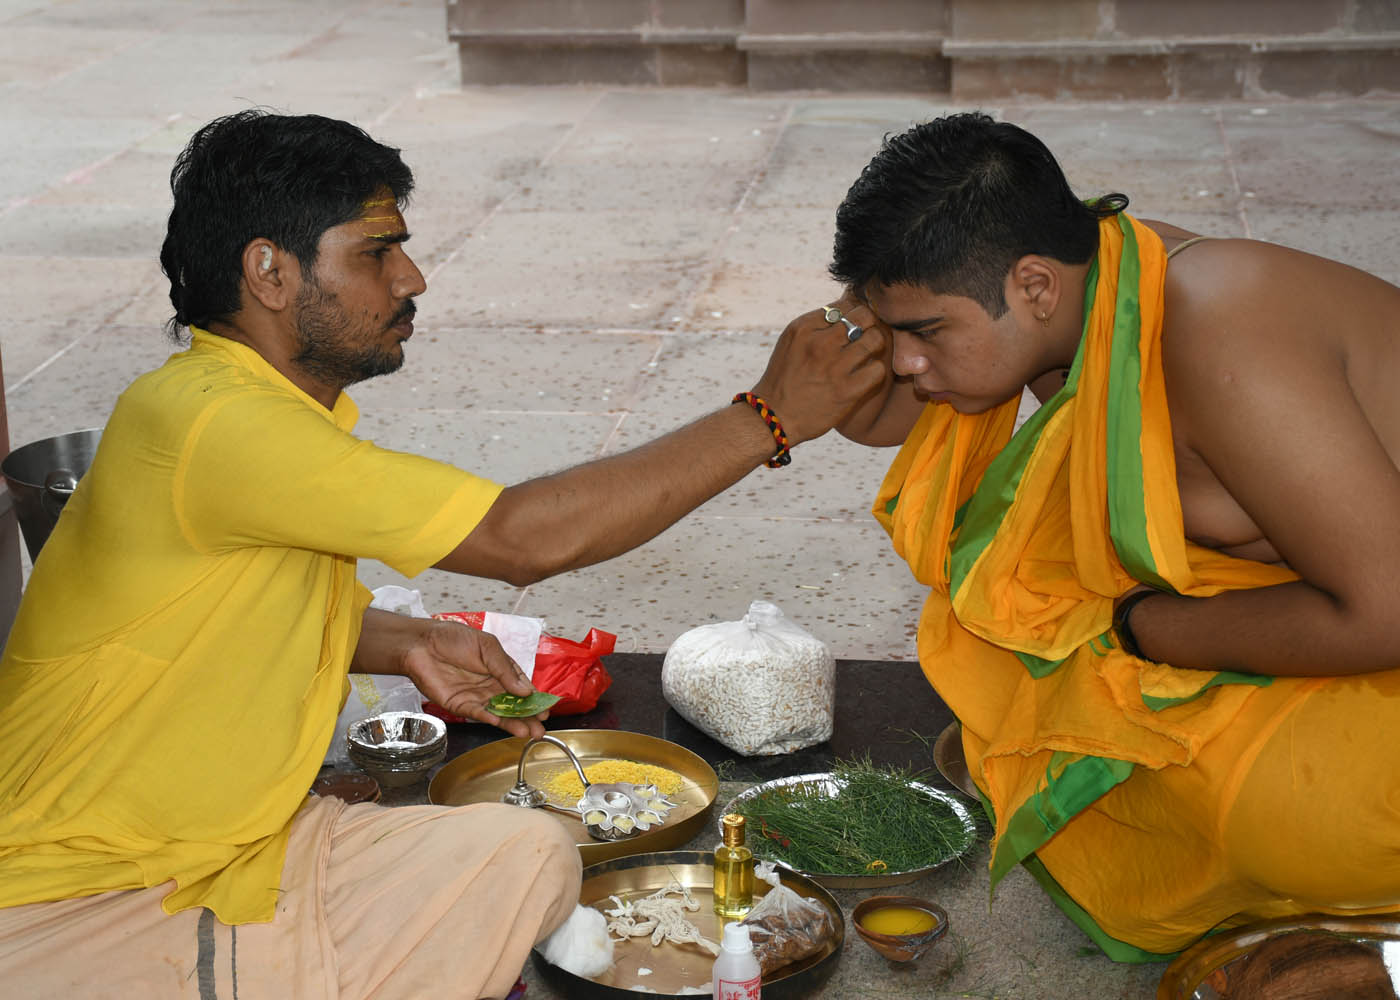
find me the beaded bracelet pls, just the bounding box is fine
[731,392,791,467]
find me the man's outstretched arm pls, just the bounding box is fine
[436,304,889,586]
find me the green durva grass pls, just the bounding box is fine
[734,758,973,876]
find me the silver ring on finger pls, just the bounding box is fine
[840,317,863,342]
[821,305,843,324]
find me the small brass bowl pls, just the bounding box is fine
[852,895,950,963]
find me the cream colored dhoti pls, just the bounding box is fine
[0,797,581,1000]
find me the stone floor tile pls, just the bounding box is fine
[0,115,162,203]
[375,86,604,139]
[105,260,176,329]
[615,328,778,417]
[1016,102,1233,158]
[2,324,174,446]
[425,208,735,328]
[0,25,148,84]
[2,201,164,258]
[617,408,902,522]
[509,515,928,659]
[0,257,160,333]
[349,325,662,414]
[0,322,104,396]
[508,158,760,214]
[20,34,252,120]
[217,53,458,126]
[353,406,622,485]
[686,207,847,326]
[787,95,955,128]
[1060,157,1243,215]
[27,148,170,207]
[742,119,890,212]
[1228,124,1400,209]
[1246,205,1400,285]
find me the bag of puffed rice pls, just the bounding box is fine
[661,600,834,756]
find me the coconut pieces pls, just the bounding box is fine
[604,884,720,956]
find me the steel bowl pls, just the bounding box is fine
[345,711,447,787]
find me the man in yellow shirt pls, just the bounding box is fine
[0,111,887,998]
[831,113,1400,962]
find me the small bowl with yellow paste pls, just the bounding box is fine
[852,895,949,963]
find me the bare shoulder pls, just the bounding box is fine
[1157,230,1400,477]
[1158,236,1400,367]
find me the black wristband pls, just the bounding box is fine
[1112,589,1160,660]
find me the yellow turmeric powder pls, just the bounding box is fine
[541,759,686,804]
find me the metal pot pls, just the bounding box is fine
[1,428,102,562]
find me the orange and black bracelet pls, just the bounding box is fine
[731,391,791,467]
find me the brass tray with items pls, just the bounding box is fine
[428,730,718,865]
[535,850,845,999]
[1156,913,1400,1000]
[719,768,978,889]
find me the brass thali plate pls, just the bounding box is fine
[428,730,718,866]
[534,850,844,999]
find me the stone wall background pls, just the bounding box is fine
[446,0,1400,98]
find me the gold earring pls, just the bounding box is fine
[1037,311,1051,328]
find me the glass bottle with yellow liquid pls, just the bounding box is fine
[713,813,754,918]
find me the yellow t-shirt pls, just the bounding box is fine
[0,330,503,923]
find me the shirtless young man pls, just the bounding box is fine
[0,111,886,998]
[827,112,1400,958]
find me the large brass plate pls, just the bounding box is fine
[534,850,844,999]
[428,730,718,866]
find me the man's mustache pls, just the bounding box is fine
[388,300,416,329]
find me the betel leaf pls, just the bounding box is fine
[487,690,561,718]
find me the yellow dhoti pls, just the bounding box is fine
[875,213,1400,959]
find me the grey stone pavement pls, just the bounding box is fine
[3,0,1398,998]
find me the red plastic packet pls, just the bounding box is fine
[424,612,615,721]
[531,628,615,714]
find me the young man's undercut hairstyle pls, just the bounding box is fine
[160,110,414,337]
[830,113,1126,317]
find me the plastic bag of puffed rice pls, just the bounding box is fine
[661,600,834,756]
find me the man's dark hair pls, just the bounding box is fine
[159,110,414,337]
[831,112,1127,317]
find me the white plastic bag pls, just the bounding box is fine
[661,600,834,756]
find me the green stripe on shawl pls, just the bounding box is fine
[1139,670,1272,709]
[1103,215,1172,591]
[989,752,1135,886]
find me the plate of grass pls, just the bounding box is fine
[719,758,979,889]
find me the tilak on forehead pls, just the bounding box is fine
[359,187,405,240]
